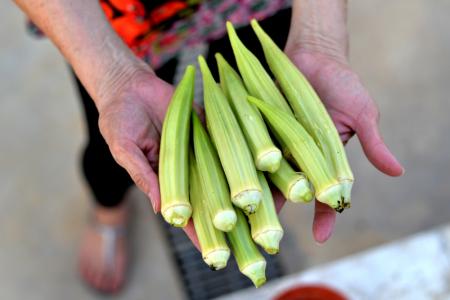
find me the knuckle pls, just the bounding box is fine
[98,112,113,138]
[111,143,125,159]
[375,109,381,122]
[110,140,132,165]
[132,173,149,193]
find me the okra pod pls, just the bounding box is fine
[189,151,230,270]
[248,172,284,254]
[198,55,262,214]
[159,66,195,226]
[227,209,267,287]
[249,96,342,210]
[192,112,237,232]
[268,158,314,203]
[216,53,282,173]
[251,19,353,210]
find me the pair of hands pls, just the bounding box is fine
[98,49,404,247]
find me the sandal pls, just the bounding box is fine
[78,214,128,293]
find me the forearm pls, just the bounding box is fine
[14,0,152,110]
[286,0,349,63]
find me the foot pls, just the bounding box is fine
[78,203,129,293]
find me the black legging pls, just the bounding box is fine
[75,8,291,208]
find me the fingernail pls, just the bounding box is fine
[148,194,157,214]
[401,167,406,176]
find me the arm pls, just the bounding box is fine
[286,0,349,64]
[13,0,202,242]
[14,0,151,111]
[284,0,404,242]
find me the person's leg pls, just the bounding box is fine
[77,57,178,293]
[75,72,132,292]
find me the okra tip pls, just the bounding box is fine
[250,18,259,28]
[215,52,225,64]
[256,149,282,173]
[250,19,264,37]
[197,55,208,74]
[233,190,262,214]
[162,204,192,227]
[316,183,345,212]
[213,210,237,232]
[184,64,196,78]
[198,55,216,85]
[241,260,267,288]
[226,21,243,48]
[204,249,230,271]
[253,229,284,255]
[340,179,353,208]
[289,178,314,203]
[225,21,234,33]
[215,52,237,79]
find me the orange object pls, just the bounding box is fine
[150,1,188,24]
[109,0,146,16]
[273,284,347,300]
[111,15,150,46]
[100,2,114,19]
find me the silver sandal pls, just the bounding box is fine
[91,221,126,271]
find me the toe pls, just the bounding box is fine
[112,267,125,292]
[99,272,111,292]
[93,269,105,290]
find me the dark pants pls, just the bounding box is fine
[75,8,291,208]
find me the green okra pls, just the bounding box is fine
[227,209,267,287]
[216,53,282,173]
[159,65,195,227]
[226,21,292,114]
[268,158,314,203]
[189,151,230,270]
[248,172,284,255]
[192,111,236,232]
[249,96,342,211]
[198,55,262,214]
[225,21,295,161]
[251,19,353,210]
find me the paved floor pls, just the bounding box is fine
[1,1,450,299]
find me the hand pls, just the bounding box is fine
[275,48,404,243]
[97,69,200,247]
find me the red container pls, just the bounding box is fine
[274,284,347,300]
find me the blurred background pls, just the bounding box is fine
[1,0,450,299]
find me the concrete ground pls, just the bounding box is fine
[1,1,450,299]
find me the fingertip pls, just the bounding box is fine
[271,188,286,213]
[183,220,200,251]
[148,194,158,214]
[356,121,404,177]
[147,171,161,213]
[313,223,334,244]
[148,191,161,214]
[313,201,336,244]
[113,142,162,210]
[368,142,404,177]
